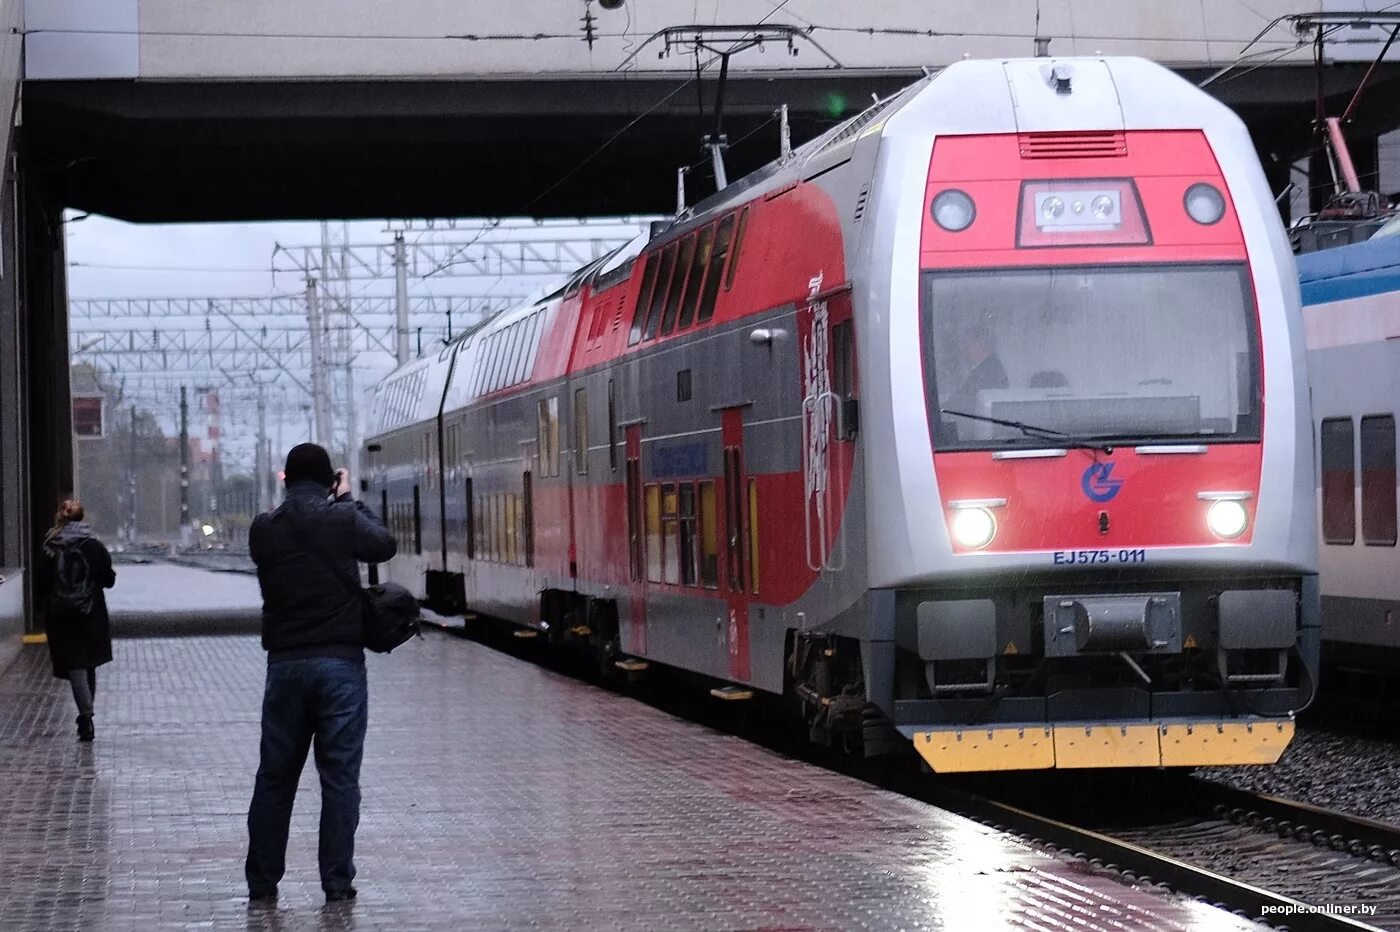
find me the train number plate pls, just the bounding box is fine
[1051,549,1147,565]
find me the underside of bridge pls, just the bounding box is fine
[22,64,1400,223]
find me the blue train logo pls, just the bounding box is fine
[1081,463,1124,503]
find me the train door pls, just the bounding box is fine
[721,408,751,681]
[624,424,646,654]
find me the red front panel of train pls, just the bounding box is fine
[920,131,1264,552]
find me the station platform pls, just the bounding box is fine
[0,628,1258,930]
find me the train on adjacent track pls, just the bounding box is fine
[364,56,1319,773]
[1298,229,1400,675]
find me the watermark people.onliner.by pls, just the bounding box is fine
[1259,902,1377,918]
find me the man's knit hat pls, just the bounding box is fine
[284,442,335,487]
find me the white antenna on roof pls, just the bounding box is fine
[778,104,791,160]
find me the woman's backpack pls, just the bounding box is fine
[52,541,96,615]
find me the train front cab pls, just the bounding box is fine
[867,59,1319,773]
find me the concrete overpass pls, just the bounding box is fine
[3,0,1400,660]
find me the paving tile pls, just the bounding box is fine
[0,631,1254,931]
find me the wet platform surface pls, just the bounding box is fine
[0,629,1256,930]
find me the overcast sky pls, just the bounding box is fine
[67,213,652,474]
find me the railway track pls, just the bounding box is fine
[922,773,1400,931]
[435,616,1396,930]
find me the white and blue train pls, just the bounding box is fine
[1299,227,1400,672]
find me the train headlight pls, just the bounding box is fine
[931,189,976,232]
[1184,183,1225,225]
[950,506,997,549]
[1206,499,1248,539]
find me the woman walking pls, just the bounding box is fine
[42,500,115,742]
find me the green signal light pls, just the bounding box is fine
[825,92,847,118]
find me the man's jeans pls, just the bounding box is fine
[246,656,367,895]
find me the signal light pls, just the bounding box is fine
[931,189,976,232]
[1184,183,1225,225]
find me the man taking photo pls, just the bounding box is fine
[245,442,397,905]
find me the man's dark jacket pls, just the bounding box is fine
[249,481,397,661]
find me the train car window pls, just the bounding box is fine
[516,316,537,384]
[748,478,760,596]
[496,326,517,391]
[412,485,423,556]
[477,331,496,394]
[832,320,854,398]
[643,246,678,341]
[724,207,749,291]
[607,379,618,472]
[698,481,719,587]
[501,322,526,390]
[523,307,543,380]
[474,494,485,560]
[547,396,560,477]
[1321,417,1356,545]
[510,315,529,386]
[660,236,696,336]
[523,472,535,567]
[536,398,560,478]
[677,225,714,330]
[628,254,661,346]
[480,331,501,393]
[498,489,509,562]
[678,483,698,586]
[661,484,681,585]
[573,388,589,475]
[644,484,662,583]
[505,493,518,565]
[1362,415,1397,546]
[422,432,434,490]
[676,369,692,403]
[465,478,475,559]
[698,214,734,323]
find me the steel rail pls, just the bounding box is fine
[921,784,1378,932]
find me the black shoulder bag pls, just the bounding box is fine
[287,509,421,654]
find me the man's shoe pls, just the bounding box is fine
[325,887,357,903]
[248,889,277,905]
[76,714,94,742]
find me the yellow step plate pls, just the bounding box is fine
[1159,720,1294,767]
[710,686,753,701]
[569,625,592,637]
[512,629,540,639]
[913,727,1055,774]
[614,659,649,672]
[1054,724,1161,769]
[21,633,46,645]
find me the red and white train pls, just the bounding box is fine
[365,56,1318,772]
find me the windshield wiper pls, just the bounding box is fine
[941,409,1114,454]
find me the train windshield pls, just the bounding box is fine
[922,263,1261,450]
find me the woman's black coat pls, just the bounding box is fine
[43,535,116,678]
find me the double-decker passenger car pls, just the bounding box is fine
[366,56,1318,772]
